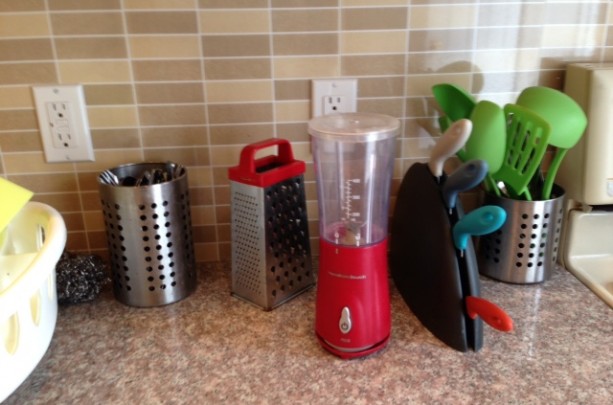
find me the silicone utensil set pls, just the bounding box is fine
[432,84,587,200]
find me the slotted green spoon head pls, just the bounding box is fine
[492,104,552,200]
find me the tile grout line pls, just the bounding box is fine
[119,0,144,156]
[43,0,92,251]
[268,0,278,143]
[195,0,220,262]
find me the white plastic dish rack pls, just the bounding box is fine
[0,202,66,402]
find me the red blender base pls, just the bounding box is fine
[315,239,391,359]
[316,333,390,360]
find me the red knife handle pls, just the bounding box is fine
[465,296,513,332]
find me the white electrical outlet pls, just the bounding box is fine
[32,85,95,162]
[311,79,357,117]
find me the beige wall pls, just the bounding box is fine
[0,0,611,262]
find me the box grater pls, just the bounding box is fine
[228,138,314,310]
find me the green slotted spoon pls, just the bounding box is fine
[492,104,552,201]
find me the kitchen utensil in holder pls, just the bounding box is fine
[478,185,565,283]
[98,162,197,307]
[228,138,314,311]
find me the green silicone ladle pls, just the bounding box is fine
[517,86,587,199]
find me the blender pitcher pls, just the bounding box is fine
[308,113,399,359]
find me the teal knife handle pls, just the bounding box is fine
[453,205,507,251]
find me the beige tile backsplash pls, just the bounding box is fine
[0,1,611,262]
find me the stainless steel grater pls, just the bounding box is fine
[229,138,314,310]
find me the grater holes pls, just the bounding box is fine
[232,176,313,308]
[232,191,265,296]
[265,179,313,301]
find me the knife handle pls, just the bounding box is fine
[428,119,472,179]
[441,159,489,211]
[465,296,513,332]
[452,205,506,251]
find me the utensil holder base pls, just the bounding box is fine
[478,185,565,284]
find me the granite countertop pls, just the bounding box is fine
[5,263,612,404]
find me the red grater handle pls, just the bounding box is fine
[239,138,294,173]
[228,138,305,187]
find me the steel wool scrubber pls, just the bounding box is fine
[228,138,314,310]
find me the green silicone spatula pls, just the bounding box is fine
[492,104,552,201]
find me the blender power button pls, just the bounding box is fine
[339,307,352,334]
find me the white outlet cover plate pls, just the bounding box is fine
[32,85,95,162]
[311,78,357,117]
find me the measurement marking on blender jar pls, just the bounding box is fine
[341,178,363,246]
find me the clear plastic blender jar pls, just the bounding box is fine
[309,113,399,248]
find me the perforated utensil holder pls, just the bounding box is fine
[229,138,314,310]
[98,162,197,307]
[478,185,565,284]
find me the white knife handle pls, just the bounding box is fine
[428,118,472,178]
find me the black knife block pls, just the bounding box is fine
[390,163,483,352]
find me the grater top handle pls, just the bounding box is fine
[228,138,305,187]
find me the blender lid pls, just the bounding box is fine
[308,113,400,141]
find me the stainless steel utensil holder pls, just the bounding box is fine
[98,162,197,307]
[478,185,565,283]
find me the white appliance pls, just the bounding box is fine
[557,62,613,308]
